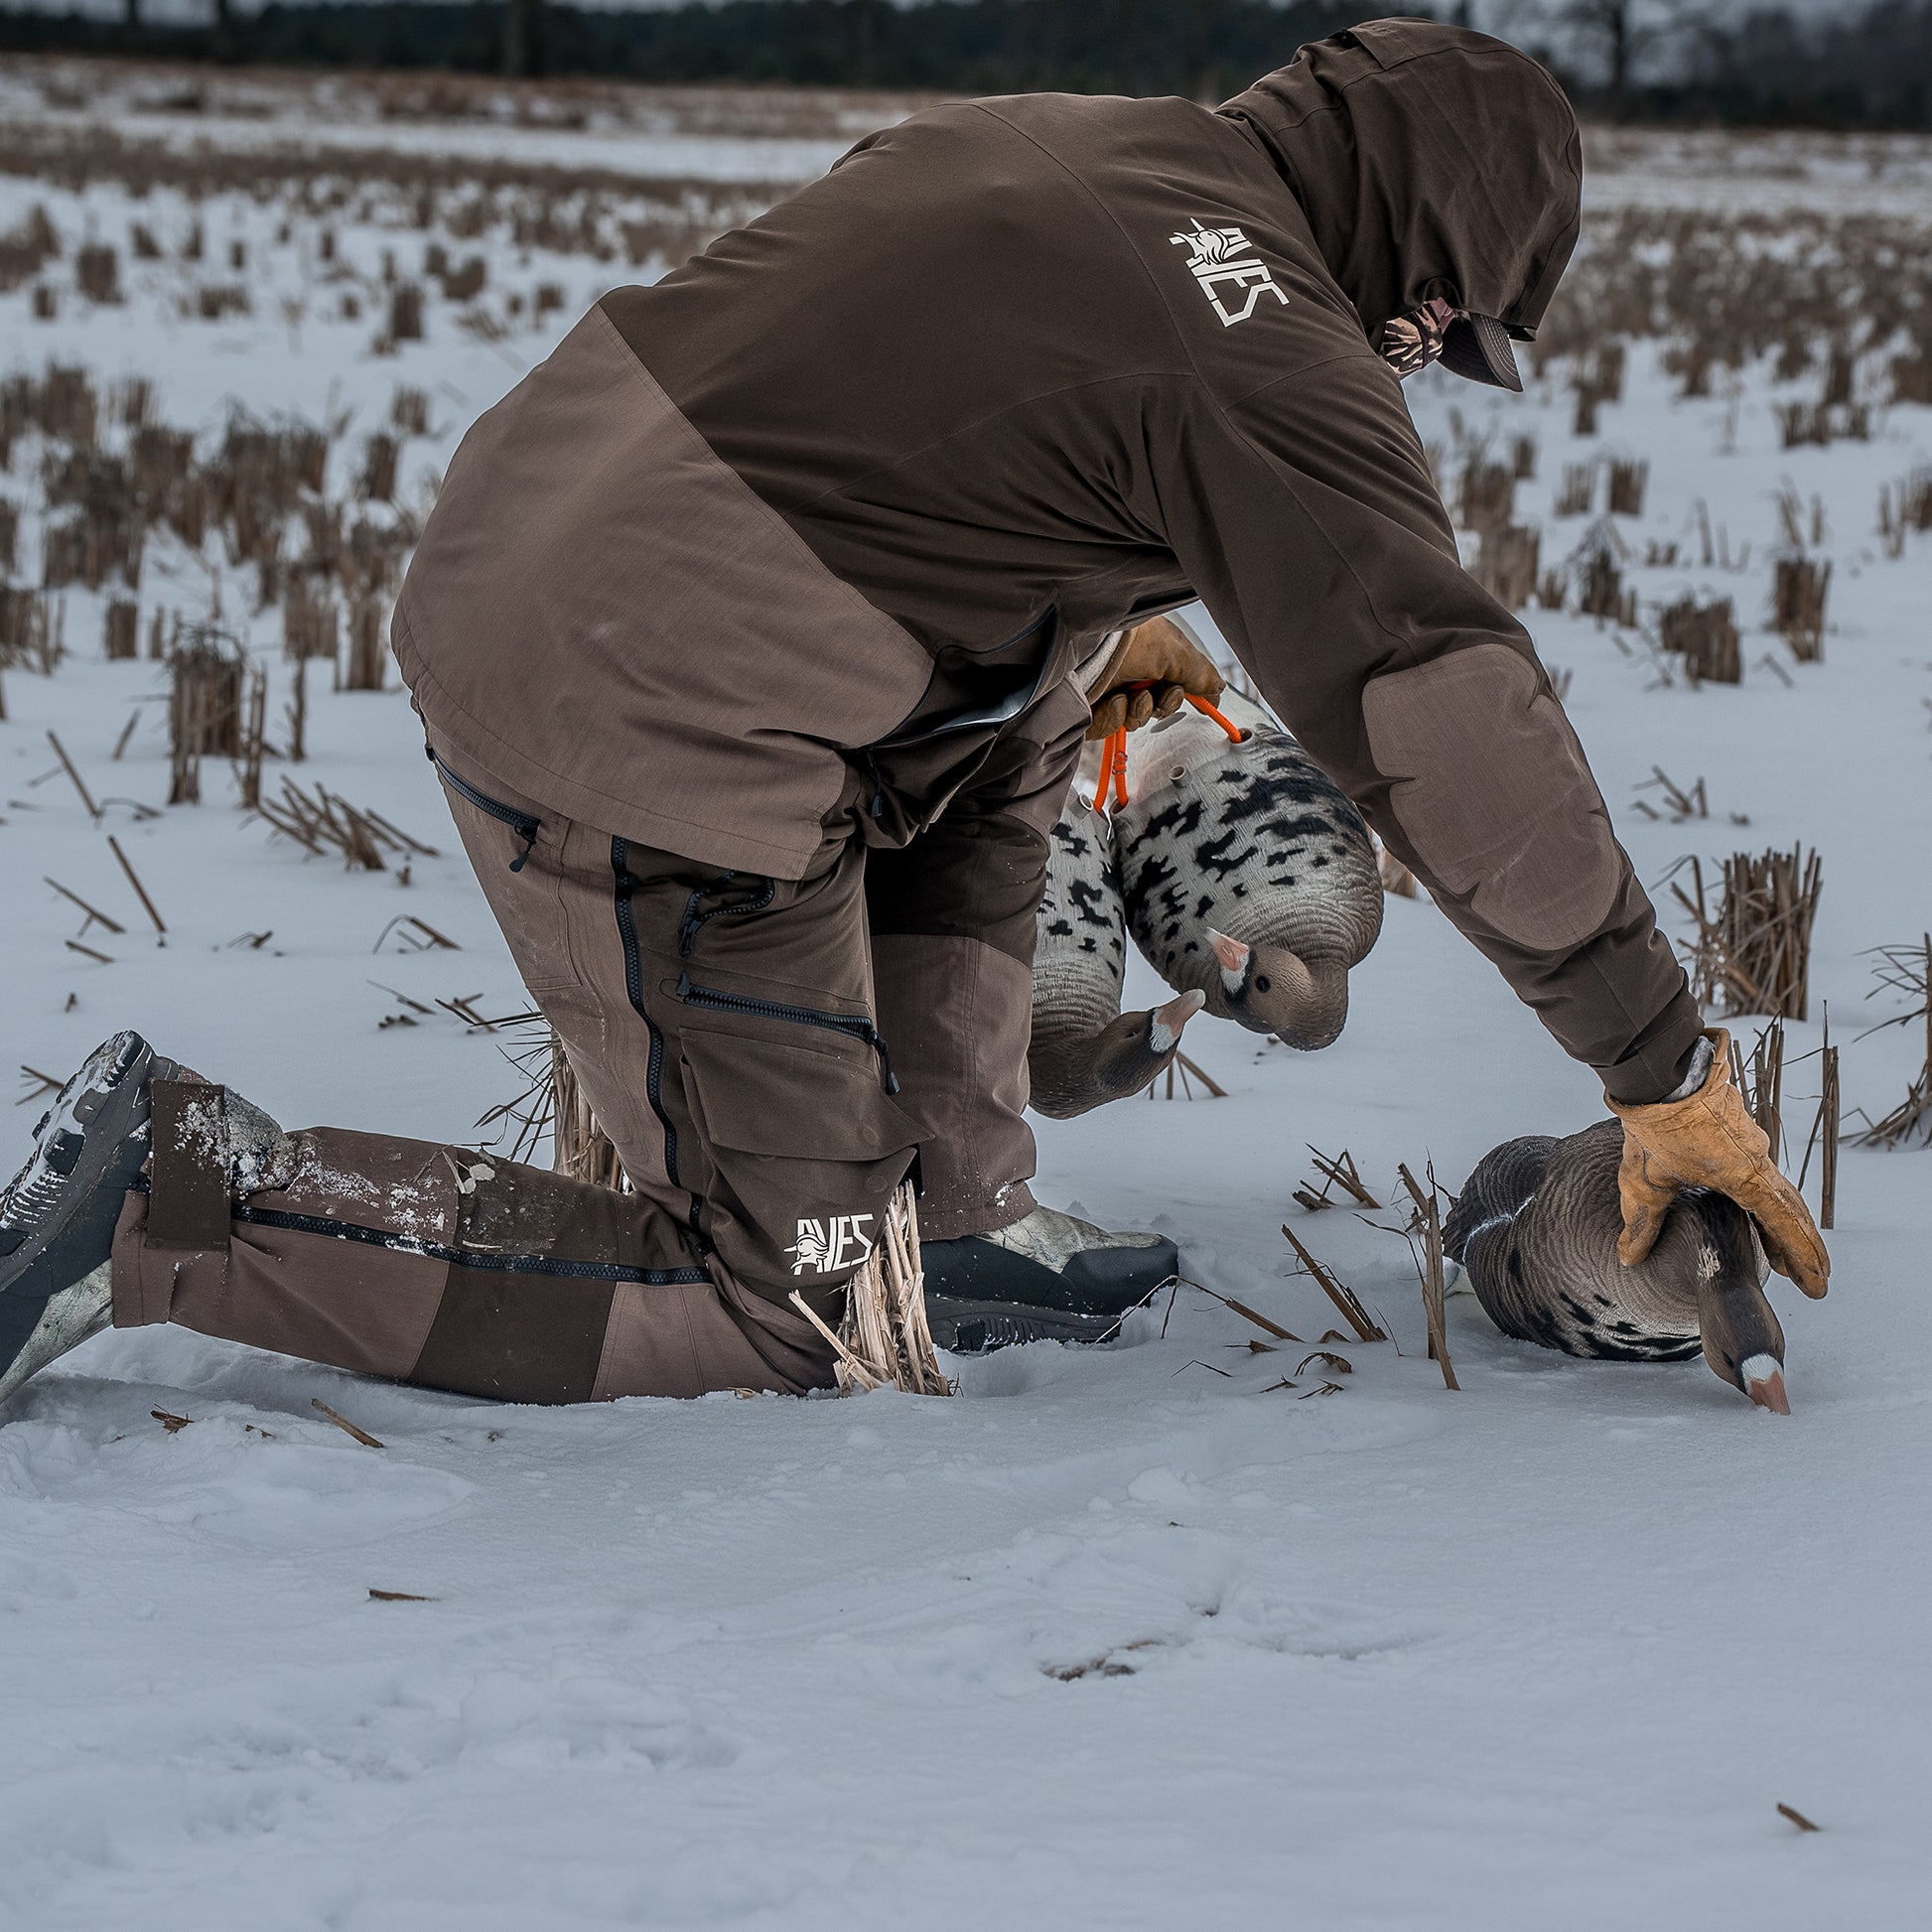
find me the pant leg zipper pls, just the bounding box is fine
[430,752,540,873]
[674,975,899,1095]
[613,839,707,1249]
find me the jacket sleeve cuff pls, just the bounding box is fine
[1656,1034,1716,1104]
[1073,628,1130,701]
[1597,990,1709,1107]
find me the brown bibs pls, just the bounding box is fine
[109,718,1079,1404]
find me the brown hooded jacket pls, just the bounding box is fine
[394,20,1704,1102]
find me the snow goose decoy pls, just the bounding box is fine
[1111,685,1383,1048]
[1028,801,1204,1119]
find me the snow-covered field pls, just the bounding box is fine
[2,67,1930,1929]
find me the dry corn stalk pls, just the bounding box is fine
[360,432,399,502]
[233,665,269,812]
[1281,1222,1386,1342]
[255,776,435,870]
[1456,457,1514,535]
[102,598,139,661]
[1606,457,1649,516]
[1794,1013,1841,1228]
[790,1183,953,1396]
[1658,597,1739,685]
[1574,523,1636,625]
[1630,765,1709,823]
[1728,1019,1786,1162]
[0,586,63,672]
[168,630,245,808]
[1143,1051,1226,1101]
[391,385,432,436]
[1555,461,1593,516]
[1292,1145,1380,1213]
[1473,523,1540,610]
[1773,557,1830,661]
[283,571,340,662]
[548,1035,629,1189]
[344,594,389,690]
[1672,847,1822,1022]
[475,1022,631,1185]
[1397,1162,1458,1392]
[1877,468,1932,559]
[1853,936,1932,1150]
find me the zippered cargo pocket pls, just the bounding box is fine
[673,974,899,1094]
[431,752,540,873]
[675,1024,920,1292]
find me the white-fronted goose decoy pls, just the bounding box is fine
[1444,1118,1790,1412]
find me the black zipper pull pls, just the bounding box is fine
[677,891,705,958]
[508,826,536,874]
[871,1031,900,1095]
[863,750,887,821]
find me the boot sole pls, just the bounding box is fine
[920,1232,1177,1312]
[0,1268,114,1408]
[926,1294,1143,1353]
[0,1032,178,1403]
[921,1233,1178,1353]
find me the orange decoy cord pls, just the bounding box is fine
[1092,684,1244,815]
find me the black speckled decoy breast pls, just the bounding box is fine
[1113,690,1383,1048]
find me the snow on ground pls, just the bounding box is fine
[16,104,857,188]
[3,84,1931,1930]
[1585,124,1932,214]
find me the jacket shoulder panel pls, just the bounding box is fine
[975,94,1371,401]
[395,306,932,874]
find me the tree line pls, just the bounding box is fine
[1,0,1928,130]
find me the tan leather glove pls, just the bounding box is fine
[1606,1027,1830,1299]
[1085,616,1227,742]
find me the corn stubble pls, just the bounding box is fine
[1658,596,1740,684]
[1673,846,1823,1024]
[1853,938,1932,1151]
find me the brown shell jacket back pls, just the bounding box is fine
[394,21,1702,1103]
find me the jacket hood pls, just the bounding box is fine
[1218,20,1582,342]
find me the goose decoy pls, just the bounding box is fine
[1028,802,1205,1118]
[1443,1117,1790,1412]
[1112,686,1383,1048]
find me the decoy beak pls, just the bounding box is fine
[1027,991,1204,1120]
[1205,927,1347,1049]
[1741,1352,1791,1414]
[1150,988,1206,1053]
[1697,1238,1789,1412]
[1206,928,1250,993]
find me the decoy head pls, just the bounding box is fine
[1663,1187,1790,1412]
[1030,990,1204,1119]
[1206,929,1349,1049]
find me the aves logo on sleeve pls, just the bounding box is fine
[786,1213,877,1276]
[1169,220,1289,328]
